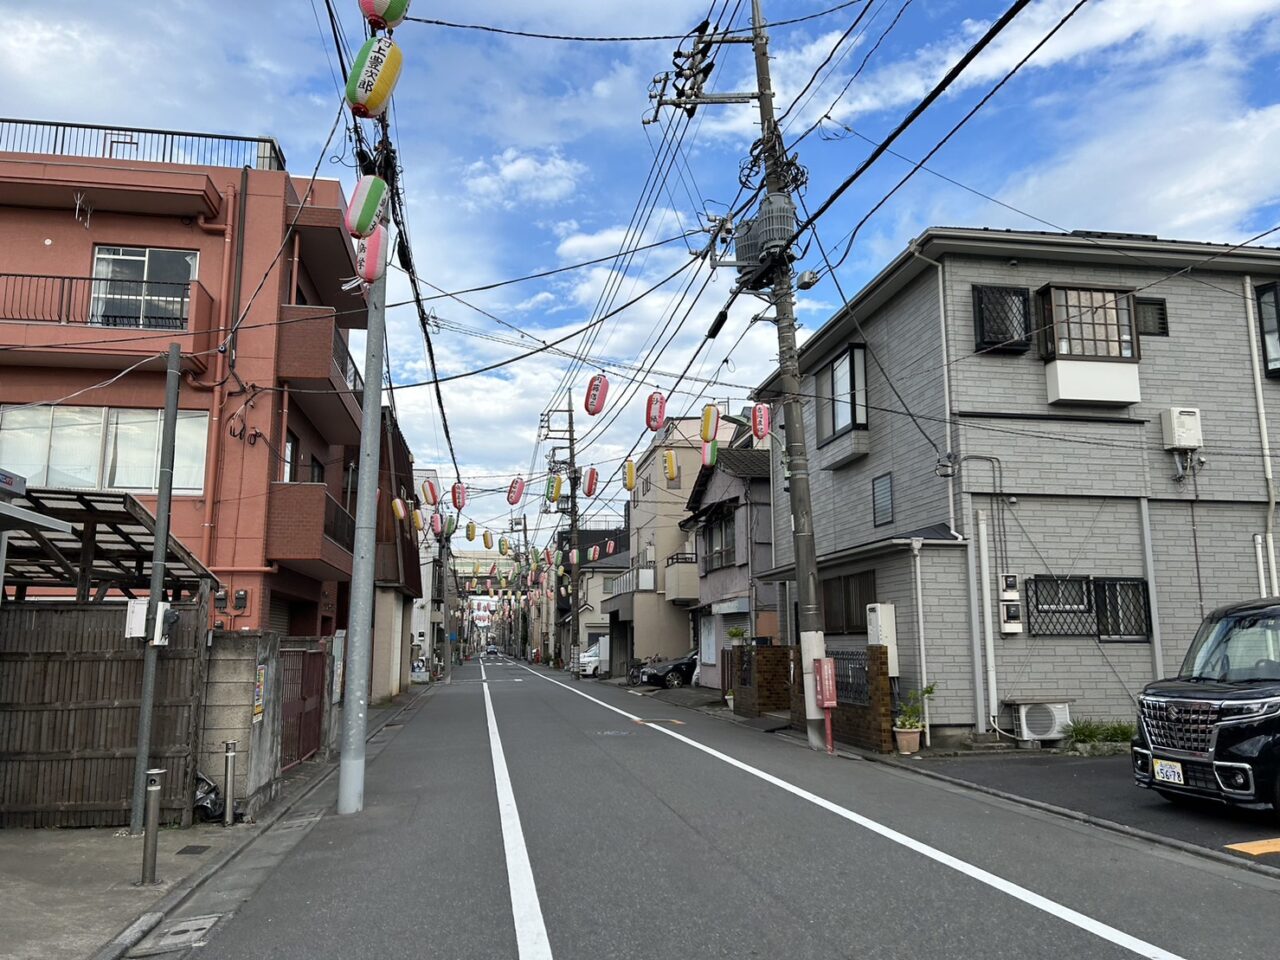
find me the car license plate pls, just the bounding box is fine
[1152,759,1184,785]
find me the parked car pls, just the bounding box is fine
[640,650,698,689]
[577,642,602,677]
[1132,598,1280,813]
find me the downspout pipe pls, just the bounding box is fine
[1244,273,1279,596]
[1255,534,1268,598]
[912,246,958,537]
[977,510,999,721]
[1138,497,1165,681]
[965,516,987,733]
[910,538,931,747]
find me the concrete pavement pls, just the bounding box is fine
[164,658,1278,959]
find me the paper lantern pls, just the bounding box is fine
[489,563,497,576]
[430,512,442,535]
[569,548,579,566]
[584,373,609,416]
[466,521,476,541]
[623,459,636,491]
[344,175,389,239]
[589,545,600,562]
[583,467,598,498]
[507,476,525,506]
[499,537,510,556]
[701,440,718,468]
[483,529,493,550]
[560,587,567,597]
[700,403,720,442]
[664,450,678,482]
[345,36,403,118]
[445,514,456,536]
[546,474,563,502]
[421,478,438,506]
[752,403,771,441]
[358,0,412,30]
[391,497,408,521]
[412,508,424,531]
[355,223,388,284]
[451,482,467,511]
[544,547,552,566]
[645,391,667,432]
[606,539,615,555]
[554,550,563,566]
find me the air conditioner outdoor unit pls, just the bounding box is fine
[1013,702,1072,742]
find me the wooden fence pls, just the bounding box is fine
[0,596,209,827]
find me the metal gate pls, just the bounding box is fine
[280,648,324,770]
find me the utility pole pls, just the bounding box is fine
[566,400,581,673]
[521,514,531,658]
[130,342,182,834]
[337,266,388,816]
[442,536,454,682]
[650,1,826,749]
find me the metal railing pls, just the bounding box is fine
[323,494,356,552]
[831,649,870,705]
[665,552,696,567]
[610,563,655,596]
[332,327,364,405]
[0,118,286,170]
[0,274,194,328]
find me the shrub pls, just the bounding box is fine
[1067,718,1136,743]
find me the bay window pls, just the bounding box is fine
[1038,285,1139,361]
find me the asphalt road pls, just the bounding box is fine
[194,658,1280,960]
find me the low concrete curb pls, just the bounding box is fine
[87,684,436,960]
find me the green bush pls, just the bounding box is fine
[1067,718,1136,743]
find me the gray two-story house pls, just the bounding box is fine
[681,425,777,688]
[759,226,1280,740]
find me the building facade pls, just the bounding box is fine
[760,227,1280,738]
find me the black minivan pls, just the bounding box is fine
[1132,598,1280,812]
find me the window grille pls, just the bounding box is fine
[973,285,1031,352]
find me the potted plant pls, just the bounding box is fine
[893,684,934,755]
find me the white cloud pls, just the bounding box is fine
[514,291,557,311]
[464,148,587,208]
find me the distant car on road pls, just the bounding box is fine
[485,644,498,657]
[640,650,697,689]
[576,642,602,677]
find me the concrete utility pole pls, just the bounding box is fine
[566,400,581,672]
[443,536,454,682]
[130,342,183,834]
[749,0,828,751]
[337,267,388,816]
[521,514,531,657]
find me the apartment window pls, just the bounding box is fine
[1135,297,1169,337]
[0,405,207,492]
[821,570,876,634]
[602,576,617,596]
[1038,285,1139,361]
[872,472,893,527]
[310,455,325,484]
[973,285,1031,352]
[283,431,299,482]
[703,512,737,571]
[816,344,868,442]
[1026,576,1151,642]
[642,473,652,495]
[1257,284,1280,377]
[91,246,198,329]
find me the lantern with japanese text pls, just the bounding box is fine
[544,547,553,566]
[606,539,615,555]
[623,459,636,491]
[355,223,388,284]
[664,450,678,482]
[344,175,389,238]
[466,521,476,541]
[345,36,403,118]
[499,537,510,556]
[554,550,563,566]
[569,548,578,566]
[507,476,525,506]
[700,403,720,442]
[358,0,412,30]
[546,474,562,502]
[645,391,666,432]
[451,482,466,511]
[583,467,598,498]
[752,402,770,441]
[589,544,600,562]
[421,478,438,506]
[412,509,424,531]
[483,529,493,550]
[391,497,408,521]
[445,514,456,537]
[701,440,718,468]
[584,373,609,416]
[430,512,442,535]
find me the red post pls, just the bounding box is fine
[813,658,837,755]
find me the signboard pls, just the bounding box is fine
[0,468,26,500]
[252,664,266,722]
[813,657,837,709]
[331,630,346,704]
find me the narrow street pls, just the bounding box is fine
[189,659,1277,960]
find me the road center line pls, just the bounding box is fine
[482,662,554,960]
[515,664,1186,960]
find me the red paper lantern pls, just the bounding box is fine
[451,482,466,511]
[430,512,442,535]
[645,391,666,432]
[507,476,525,506]
[752,403,771,440]
[584,373,609,416]
[583,467,598,498]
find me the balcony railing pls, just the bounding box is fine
[0,118,286,170]
[332,327,364,405]
[665,553,696,567]
[323,493,356,552]
[611,562,656,596]
[0,274,195,329]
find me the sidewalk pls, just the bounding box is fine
[0,683,430,960]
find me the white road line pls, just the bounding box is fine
[482,663,554,960]
[515,665,1186,960]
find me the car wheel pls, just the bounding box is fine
[665,671,684,689]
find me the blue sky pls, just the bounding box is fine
[7,0,1280,537]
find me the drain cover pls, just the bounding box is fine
[175,844,209,855]
[275,813,323,832]
[130,915,221,956]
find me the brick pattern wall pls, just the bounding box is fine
[731,646,791,717]
[790,646,894,753]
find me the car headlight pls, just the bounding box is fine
[1219,697,1280,721]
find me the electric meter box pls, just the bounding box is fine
[866,602,899,677]
[1160,407,1202,451]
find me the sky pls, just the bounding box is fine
[6,0,1280,545]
